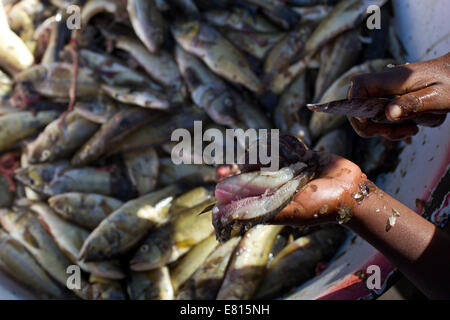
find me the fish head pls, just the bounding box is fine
[193,84,237,127]
[14,65,48,83]
[47,194,75,216]
[171,20,200,45]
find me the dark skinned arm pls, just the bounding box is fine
[268,152,450,299]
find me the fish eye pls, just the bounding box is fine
[140,245,149,252]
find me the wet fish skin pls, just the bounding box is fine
[267,0,388,94]
[291,5,332,23]
[242,0,299,30]
[123,148,159,196]
[128,267,174,300]
[308,97,391,119]
[171,186,214,211]
[173,208,215,248]
[26,111,99,163]
[314,29,362,101]
[84,278,127,300]
[204,7,278,33]
[14,160,71,195]
[74,95,125,124]
[313,129,349,157]
[231,93,272,130]
[0,208,88,298]
[101,84,171,110]
[175,46,269,129]
[175,45,239,127]
[159,158,217,186]
[114,36,185,97]
[130,224,175,271]
[130,189,215,271]
[80,0,127,26]
[264,22,315,76]
[213,162,316,242]
[215,162,307,206]
[170,235,219,293]
[79,185,182,261]
[20,152,44,201]
[72,107,156,166]
[223,30,285,60]
[303,0,388,56]
[274,73,311,146]
[0,111,59,152]
[0,228,67,299]
[172,21,263,93]
[15,162,119,197]
[112,106,208,154]
[127,0,165,53]
[30,202,125,280]
[180,236,241,300]
[217,225,283,300]
[0,69,12,97]
[79,49,153,87]
[255,226,348,299]
[14,63,100,99]
[0,175,14,207]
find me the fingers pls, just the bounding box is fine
[386,86,450,120]
[348,117,419,140]
[347,55,449,99]
[348,66,415,99]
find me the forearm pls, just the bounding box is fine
[347,182,450,299]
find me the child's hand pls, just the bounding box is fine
[271,152,366,226]
[347,53,449,140]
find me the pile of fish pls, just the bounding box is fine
[0,0,404,299]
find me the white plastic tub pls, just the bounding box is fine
[0,0,449,300]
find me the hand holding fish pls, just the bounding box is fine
[347,53,450,139]
[212,135,450,299]
[271,152,365,226]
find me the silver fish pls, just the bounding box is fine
[255,226,348,299]
[170,235,219,293]
[48,193,123,230]
[30,202,125,280]
[127,0,165,53]
[179,236,241,300]
[0,228,67,299]
[26,111,99,163]
[172,21,262,93]
[216,225,283,300]
[0,111,59,152]
[79,185,182,261]
[128,267,174,300]
[123,148,159,196]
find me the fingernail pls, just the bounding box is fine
[388,104,402,120]
[347,81,355,99]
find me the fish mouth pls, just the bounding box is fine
[212,163,315,242]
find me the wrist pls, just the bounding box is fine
[338,179,379,228]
